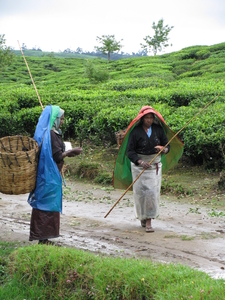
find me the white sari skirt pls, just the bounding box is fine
[131,154,162,221]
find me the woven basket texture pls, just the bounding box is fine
[0,136,39,195]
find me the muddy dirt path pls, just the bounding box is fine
[0,179,225,280]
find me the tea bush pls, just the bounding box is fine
[0,42,225,169]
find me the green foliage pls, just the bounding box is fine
[0,111,11,137]
[208,209,225,217]
[0,34,14,69]
[14,88,42,109]
[161,179,188,197]
[84,60,109,83]
[94,172,112,184]
[141,19,173,55]
[0,242,18,286]
[84,60,95,82]
[15,106,43,135]
[1,244,224,299]
[0,42,225,169]
[95,34,123,61]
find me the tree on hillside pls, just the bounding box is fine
[141,19,173,55]
[32,45,42,51]
[75,47,83,54]
[0,34,14,69]
[63,48,72,53]
[95,35,123,62]
[21,43,27,51]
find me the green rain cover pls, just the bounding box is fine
[113,106,184,190]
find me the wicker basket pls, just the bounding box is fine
[115,129,126,147]
[0,135,39,195]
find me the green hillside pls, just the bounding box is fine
[0,42,224,169]
[12,49,103,59]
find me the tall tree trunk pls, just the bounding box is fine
[108,52,110,62]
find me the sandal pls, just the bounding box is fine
[38,239,55,245]
[38,239,48,244]
[146,226,154,233]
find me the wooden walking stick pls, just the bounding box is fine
[17,40,44,110]
[104,94,219,218]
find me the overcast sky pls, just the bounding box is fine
[1,0,225,54]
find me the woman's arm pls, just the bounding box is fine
[154,126,170,154]
[62,148,83,158]
[155,145,169,153]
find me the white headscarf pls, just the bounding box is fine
[52,108,64,134]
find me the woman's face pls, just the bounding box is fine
[143,113,154,128]
[59,115,64,128]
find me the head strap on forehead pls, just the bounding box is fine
[138,105,155,117]
[140,105,152,113]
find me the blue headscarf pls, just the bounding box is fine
[28,105,63,212]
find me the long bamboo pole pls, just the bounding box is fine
[17,40,44,110]
[104,94,219,218]
[17,41,68,184]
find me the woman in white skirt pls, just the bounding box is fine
[127,107,170,232]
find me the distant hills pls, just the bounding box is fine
[12,48,147,60]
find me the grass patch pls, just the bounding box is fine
[200,233,218,240]
[1,243,225,299]
[180,235,195,241]
[207,209,225,217]
[186,207,201,215]
[0,242,19,286]
[76,161,99,180]
[164,234,195,241]
[94,172,112,185]
[164,234,178,239]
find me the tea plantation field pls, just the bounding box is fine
[0,43,224,169]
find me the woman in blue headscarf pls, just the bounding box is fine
[29,105,82,244]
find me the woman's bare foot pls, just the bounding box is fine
[146,219,154,233]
